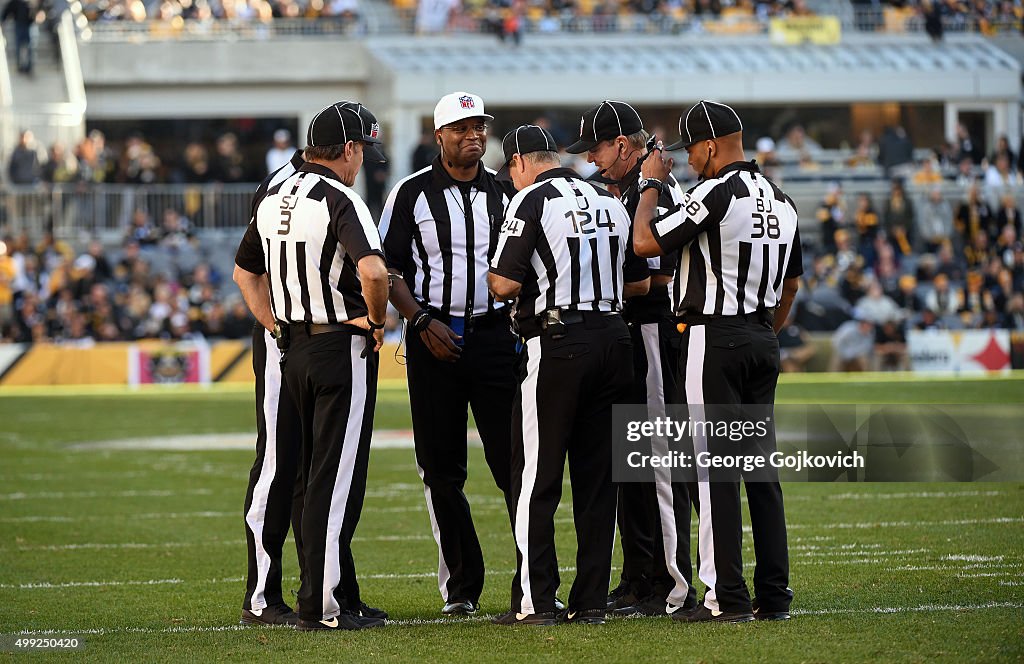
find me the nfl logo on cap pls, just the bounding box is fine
[370,122,380,139]
[459,95,475,109]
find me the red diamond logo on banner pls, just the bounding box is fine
[970,332,1010,371]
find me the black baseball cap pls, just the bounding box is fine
[565,100,644,154]
[306,101,386,163]
[665,100,743,151]
[495,124,558,182]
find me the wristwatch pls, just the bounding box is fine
[638,177,665,196]
[367,319,386,331]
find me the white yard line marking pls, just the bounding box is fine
[825,491,1004,501]
[2,602,1020,636]
[1,534,431,553]
[0,489,217,501]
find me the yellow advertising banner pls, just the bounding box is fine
[769,16,842,45]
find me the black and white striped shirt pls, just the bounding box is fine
[619,161,681,323]
[490,167,649,320]
[379,156,512,317]
[651,161,803,318]
[234,162,384,324]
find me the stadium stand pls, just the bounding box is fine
[1,0,1022,370]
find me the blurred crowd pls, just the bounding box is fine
[81,0,360,23]
[0,229,258,343]
[6,127,296,186]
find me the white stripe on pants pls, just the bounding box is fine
[641,323,690,607]
[416,463,452,602]
[321,339,368,620]
[244,329,282,611]
[514,336,542,615]
[684,325,720,612]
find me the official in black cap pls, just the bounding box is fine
[634,100,801,623]
[234,100,391,631]
[489,124,649,626]
[565,101,697,618]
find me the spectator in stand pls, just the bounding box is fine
[125,208,160,247]
[855,279,901,323]
[833,229,859,273]
[1005,293,1024,330]
[934,240,965,282]
[922,0,943,40]
[989,134,1016,170]
[955,122,983,165]
[1,0,34,75]
[210,132,246,182]
[776,123,823,161]
[984,154,1022,197]
[840,264,869,304]
[265,128,294,175]
[8,130,42,184]
[873,319,907,370]
[41,142,80,183]
[893,273,923,313]
[222,297,255,338]
[119,134,162,184]
[853,191,880,253]
[994,192,1021,238]
[410,130,436,173]
[815,183,846,253]
[180,142,212,183]
[877,125,914,177]
[846,129,878,169]
[883,179,915,256]
[755,136,782,180]
[917,186,953,253]
[955,156,977,187]
[954,182,993,248]
[831,312,875,372]
[911,152,944,185]
[159,208,193,249]
[778,309,816,372]
[965,228,992,270]
[960,270,996,326]
[925,273,962,317]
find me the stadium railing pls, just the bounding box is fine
[0,183,256,242]
[1,178,1017,247]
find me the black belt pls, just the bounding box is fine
[515,309,620,339]
[288,322,363,336]
[423,306,508,331]
[681,309,775,328]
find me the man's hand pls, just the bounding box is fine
[421,319,462,362]
[349,315,385,355]
[641,141,673,181]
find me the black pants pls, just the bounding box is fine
[282,328,378,622]
[678,317,792,614]
[242,326,304,611]
[406,315,517,604]
[510,314,633,614]
[617,318,697,606]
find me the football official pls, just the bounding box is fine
[566,100,697,617]
[235,148,306,627]
[379,91,517,617]
[488,125,649,626]
[234,101,390,631]
[634,100,801,623]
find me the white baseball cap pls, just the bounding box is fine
[434,91,493,130]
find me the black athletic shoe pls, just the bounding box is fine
[605,580,630,610]
[295,611,385,631]
[752,601,791,621]
[607,590,646,615]
[240,604,299,626]
[441,600,478,616]
[491,609,558,626]
[358,601,389,620]
[665,597,699,618]
[558,608,606,625]
[673,604,754,624]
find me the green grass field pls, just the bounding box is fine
[1,375,1022,662]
